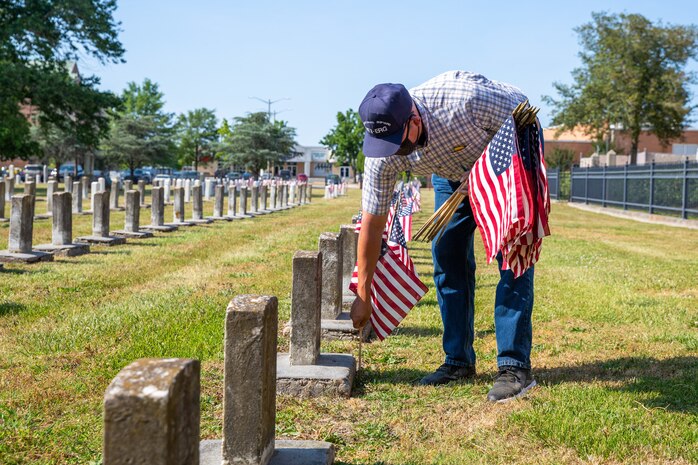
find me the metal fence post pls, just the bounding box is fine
[601,164,607,207]
[584,166,589,205]
[623,163,628,211]
[570,165,575,202]
[682,157,689,219]
[649,161,655,214]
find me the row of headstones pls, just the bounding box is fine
[105,294,336,465]
[0,182,312,264]
[0,175,312,221]
[324,182,347,199]
[101,224,363,464]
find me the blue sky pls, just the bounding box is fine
[89,1,698,146]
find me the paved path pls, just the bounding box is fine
[565,201,698,230]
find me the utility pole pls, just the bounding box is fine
[249,97,290,120]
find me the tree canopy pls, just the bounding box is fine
[100,79,175,176]
[321,109,365,174]
[176,108,218,171]
[0,0,124,160]
[544,12,698,163]
[218,112,297,175]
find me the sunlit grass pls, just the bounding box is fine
[1,188,696,464]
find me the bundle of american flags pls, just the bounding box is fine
[350,181,428,340]
[468,115,550,278]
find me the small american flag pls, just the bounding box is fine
[349,239,428,340]
[397,198,413,242]
[388,211,412,268]
[468,115,550,277]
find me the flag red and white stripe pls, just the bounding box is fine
[469,116,550,277]
[349,244,428,340]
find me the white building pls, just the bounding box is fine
[280,145,353,179]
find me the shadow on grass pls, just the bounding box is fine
[0,301,26,316]
[355,367,431,388]
[538,356,698,414]
[392,325,442,338]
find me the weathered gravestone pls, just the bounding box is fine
[319,230,371,341]
[0,181,6,223]
[141,186,178,232]
[35,192,90,257]
[199,294,335,465]
[72,181,88,215]
[166,186,194,227]
[137,180,150,208]
[103,358,200,465]
[42,180,58,218]
[207,184,231,221]
[276,251,356,397]
[113,190,154,238]
[237,186,253,219]
[188,185,213,224]
[0,195,54,263]
[75,191,127,246]
[110,181,124,211]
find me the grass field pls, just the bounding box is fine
[0,187,697,464]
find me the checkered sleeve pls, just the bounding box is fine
[362,157,399,215]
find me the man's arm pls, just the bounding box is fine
[350,210,387,328]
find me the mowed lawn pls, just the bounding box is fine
[0,187,696,465]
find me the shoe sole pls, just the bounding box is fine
[493,379,537,404]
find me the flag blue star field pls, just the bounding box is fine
[468,115,550,277]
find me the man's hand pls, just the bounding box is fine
[350,297,372,329]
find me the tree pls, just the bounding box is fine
[218,112,297,175]
[176,108,218,171]
[320,109,364,174]
[545,148,575,171]
[0,0,124,159]
[100,79,175,177]
[101,115,172,177]
[544,12,698,164]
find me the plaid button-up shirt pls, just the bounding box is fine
[362,71,527,215]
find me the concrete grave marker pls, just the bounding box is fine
[0,195,54,263]
[141,186,178,232]
[75,190,126,246]
[277,251,356,397]
[199,295,335,465]
[113,190,154,238]
[35,192,90,257]
[104,358,200,465]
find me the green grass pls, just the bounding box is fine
[1,188,697,464]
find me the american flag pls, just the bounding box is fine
[388,214,411,268]
[468,115,550,277]
[397,198,413,242]
[349,239,428,340]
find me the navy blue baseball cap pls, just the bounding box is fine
[359,83,413,158]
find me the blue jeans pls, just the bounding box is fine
[431,174,534,370]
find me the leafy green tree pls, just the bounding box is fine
[100,79,175,177]
[544,12,698,163]
[101,115,172,177]
[176,108,218,171]
[31,123,87,174]
[545,148,575,171]
[320,109,364,174]
[0,0,124,159]
[218,112,297,175]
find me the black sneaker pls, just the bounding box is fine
[419,363,476,386]
[487,366,537,402]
